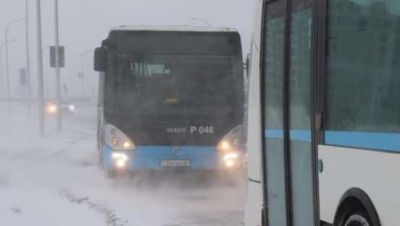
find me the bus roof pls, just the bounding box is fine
[110,25,238,33]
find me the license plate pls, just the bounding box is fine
[160,160,191,167]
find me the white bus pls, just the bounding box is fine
[246,0,400,226]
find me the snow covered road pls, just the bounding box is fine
[0,102,245,226]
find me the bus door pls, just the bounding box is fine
[260,0,318,225]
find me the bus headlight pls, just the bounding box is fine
[112,152,128,161]
[225,159,235,168]
[218,140,232,152]
[112,152,129,169]
[223,153,239,168]
[116,159,127,168]
[123,141,132,149]
[217,125,244,153]
[217,125,245,168]
[104,124,136,151]
[223,153,238,161]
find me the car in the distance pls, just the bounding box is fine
[45,100,75,116]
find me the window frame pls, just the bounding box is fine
[259,0,321,225]
[260,0,291,225]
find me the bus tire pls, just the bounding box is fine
[342,212,371,226]
[334,189,381,226]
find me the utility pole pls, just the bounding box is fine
[0,43,4,100]
[81,72,85,98]
[0,40,15,101]
[79,50,91,100]
[54,0,62,132]
[5,18,25,103]
[25,0,32,116]
[5,29,10,103]
[0,44,3,114]
[36,0,45,136]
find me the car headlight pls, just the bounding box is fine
[47,105,58,114]
[104,124,135,151]
[68,105,75,111]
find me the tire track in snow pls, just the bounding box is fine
[59,189,127,226]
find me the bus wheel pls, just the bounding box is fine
[343,212,371,226]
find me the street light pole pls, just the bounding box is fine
[30,46,50,97]
[5,18,25,103]
[79,50,91,99]
[0,40,15,101]
[0,43,4,100]
[0,48,3,114]
[36,0,45,136]
[25,0,32,116]
[0,42,5,100]
[54,0,62,132]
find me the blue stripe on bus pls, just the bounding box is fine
[265,129,284,139]
[265,130,400,152]
[325,131,400,152]
[265,129,311,142]
[291,130,312,142]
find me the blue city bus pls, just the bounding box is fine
[94,26,245,176]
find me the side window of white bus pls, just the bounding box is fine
[326,0,400,149]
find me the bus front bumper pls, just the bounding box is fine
[102,145,244,172]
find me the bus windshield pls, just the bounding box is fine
[101,30,244,146]
[106,55,239,117]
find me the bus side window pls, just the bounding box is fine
[326,0,400,150]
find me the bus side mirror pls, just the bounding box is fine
[94,47,108,72]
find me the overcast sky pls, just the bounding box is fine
[0,0,256,99]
